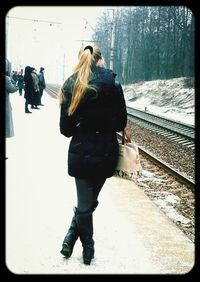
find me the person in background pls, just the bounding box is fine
[11,70,18,85]
[59,45,127,265]
[23,66,34,113]
[5,59,18,158]
[38,67,46,106]
[17,70,24,96]
[31,68,40,109]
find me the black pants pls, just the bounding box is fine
[75,177,106,213]
[19,87,23,95]
[39,88,44,103]
[25,100,30,110]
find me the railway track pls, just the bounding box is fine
[45,83,60,99]
[116,130,194,242]
[46,83,195,190]
[126,106,195,150]
[46,83,195,242]
[138,146,194,191]
[46,84,195,149]
[117,132,194,191]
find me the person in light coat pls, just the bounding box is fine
[5,59,18,138]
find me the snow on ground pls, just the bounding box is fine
[122,77,195,227]
[137,170,191,227]
[122,77,195,125]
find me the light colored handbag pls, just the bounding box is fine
[115,129,142,180]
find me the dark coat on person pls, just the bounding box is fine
[38,70,46,90]
[24,66,34,104]
[17,74,24,89]
[59,66,127,178]
[31,71,40,106]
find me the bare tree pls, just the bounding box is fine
[92,6,194,84]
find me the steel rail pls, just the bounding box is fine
[138,146,195,192]
[46,84,195,191]
[117,133,195,192]
[126,106,194,139]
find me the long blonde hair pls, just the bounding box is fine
[59,45,102,116]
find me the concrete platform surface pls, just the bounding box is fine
[5,93,195,274]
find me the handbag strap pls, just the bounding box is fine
[122,129,131,145]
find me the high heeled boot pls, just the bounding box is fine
[60,207,79,258]
[75,210,94,265]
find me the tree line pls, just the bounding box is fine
[93,6,195,84]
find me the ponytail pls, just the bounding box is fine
[67,49,92,115]
[67,45,102,116]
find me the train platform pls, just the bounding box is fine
[5,91,195,275]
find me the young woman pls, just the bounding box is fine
[59,45,127,265]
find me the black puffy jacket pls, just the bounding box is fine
[59,66,127,178]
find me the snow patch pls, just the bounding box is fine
[123,77,195,125]
[154,198,191,226]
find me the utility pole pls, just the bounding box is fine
[109,9,115,70]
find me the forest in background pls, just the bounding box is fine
[93,6,194,84]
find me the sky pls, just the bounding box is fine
[6,6,119,83]
[6,6,194,125]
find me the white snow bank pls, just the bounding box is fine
[122,77,195,125]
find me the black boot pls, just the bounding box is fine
[76,210,94,265]
[25,108,32,113]
[60,208,79,258]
